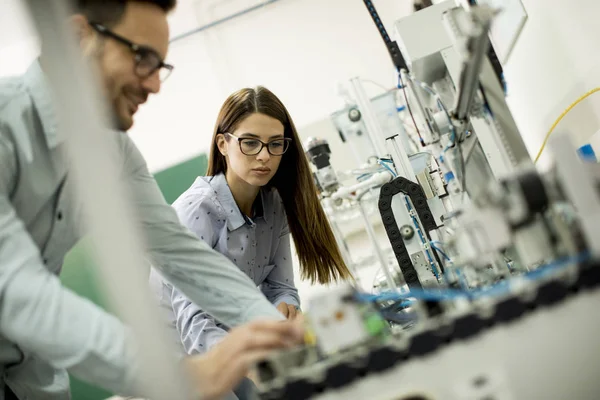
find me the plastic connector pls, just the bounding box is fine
[577,144,597,162]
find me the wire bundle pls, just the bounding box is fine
[357,252,589,304]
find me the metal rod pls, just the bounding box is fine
[401,69,433,143]
[330,215,364,290]
[26,0,189,398]
[357,197,397,292]
[387,135,417,182]
[350,77,389,159]
[550,133,600,258]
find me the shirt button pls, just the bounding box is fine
[57,211,63,220]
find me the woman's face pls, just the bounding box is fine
[217,112,286,188]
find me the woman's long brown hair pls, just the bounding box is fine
[207,87,352,284]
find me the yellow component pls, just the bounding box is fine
[534,87,600,163]
[302,317,318,346]
[304,328,317,346]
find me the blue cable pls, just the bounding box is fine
[356,252,590,304]
[454,268,470,291]
[378,160,397,177]
[357,168,386,182]
[430,243,451,261]
[430,241,462,287]
[404,198,440,279]
[382,300,414,312]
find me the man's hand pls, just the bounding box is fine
[184,319,304,400]
[276,302,301,320]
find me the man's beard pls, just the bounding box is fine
[109,106,128,132]
[89,42,129,132]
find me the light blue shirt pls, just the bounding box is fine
[0,62,283,399]
[150,174,300,355]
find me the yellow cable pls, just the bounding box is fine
[534,87,600,163]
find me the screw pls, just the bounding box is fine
[400,225,415,240]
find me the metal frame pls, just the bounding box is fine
[349,77,390,160]
[394,1,532,179]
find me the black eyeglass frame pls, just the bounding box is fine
[89,22,174,82]
[224,132,292,156]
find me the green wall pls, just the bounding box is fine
[153,154,209,204]
[60,154,207,400]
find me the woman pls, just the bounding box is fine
[150,86,351,363]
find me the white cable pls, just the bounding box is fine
[331,171,393,201]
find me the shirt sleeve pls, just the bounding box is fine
[118,133,284,327]
[0,133,140,395]
[261,220,301,308]
[171,287,229,354]
[168,193,229,354]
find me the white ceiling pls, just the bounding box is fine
[0,0,283,47]
[167,0,276,39]
[0,0,37,48]
[0,0,39,77]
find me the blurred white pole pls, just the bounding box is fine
[25,1,189,398]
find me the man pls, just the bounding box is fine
[0,1,302,399]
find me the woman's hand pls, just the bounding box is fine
[276,302,301,319]
[185,319,304,400]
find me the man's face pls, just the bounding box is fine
[85,2,170,130]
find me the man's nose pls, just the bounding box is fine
[142,71,161,94]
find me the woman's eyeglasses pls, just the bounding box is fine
[225,133,291,156]
[89,22,174,82]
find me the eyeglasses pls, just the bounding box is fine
[225,133,292,156]
[89,22,174,82]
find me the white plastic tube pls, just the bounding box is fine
[331,171,393,201]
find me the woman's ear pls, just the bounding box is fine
[216,133,228,156]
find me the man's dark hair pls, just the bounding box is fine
[74,0,177,27]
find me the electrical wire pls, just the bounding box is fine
[356,167,389,181]
[454,268,470,291]
[405,75,437,97]
[381,299,414,311]
[404,198,440,279]
[361,78,394,92]
[356,252,589,303]
[400,73,464,197]
[378,158,397,177]
[430,242,451,261]
[402,75,454,132]
[398,70,425,146]
[534,87,600,163]
[403,73,458,155]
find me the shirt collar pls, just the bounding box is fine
[23,61,63,148]
[210,173,269,231]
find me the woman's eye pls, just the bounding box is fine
[243,140,260,147]
[270,141,283,148]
